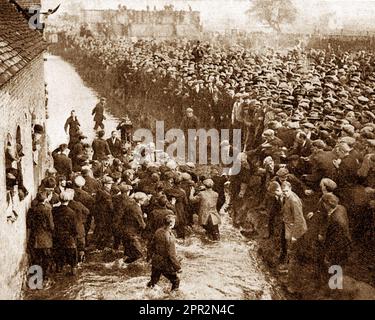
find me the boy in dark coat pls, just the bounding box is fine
[28,192,54,277]
[92,130,111,161]
[147,215,181,291]
[53,192,78,275]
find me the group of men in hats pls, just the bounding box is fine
[50,33,375,295]
[27,107,228,291]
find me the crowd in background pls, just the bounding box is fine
[33,31,375,294]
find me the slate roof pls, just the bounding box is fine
[17,0,41,6]
[0,0,46,87]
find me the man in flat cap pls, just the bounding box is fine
[52,144,73,178]
[73,175,95,246]
[180,108,200,162]
[92,130,111,161]
[67,187,90,262]
[273,167,313,198]
[117,114,133,144]
[69,133,88,172]
[147,215,181,291]
[64,110,81,146]
[94,175,114,250]
[303,146,339,186]
[107,131,123,159]
[189,179,221,241]
[122,192,147,263]
[316,193,351,284]
[27,191,54,277]
[180,107,199,133]
[280,181,307,294]
[146,195,175,241]
[53,191,78,275]
[92,97,107,130]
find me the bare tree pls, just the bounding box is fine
[246,0,297,32]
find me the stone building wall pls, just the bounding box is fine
[0,55,48,299]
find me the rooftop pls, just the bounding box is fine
[0,0,46,87]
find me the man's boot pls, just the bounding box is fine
[171,279,180,291]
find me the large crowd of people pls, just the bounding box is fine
[26,105,228,292]
[29,31,375,295]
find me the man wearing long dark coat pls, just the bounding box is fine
[147,215,181,291]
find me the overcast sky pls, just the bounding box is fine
[41,0,375,32]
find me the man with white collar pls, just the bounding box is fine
[280,181,308,294]
[107,131,122,159]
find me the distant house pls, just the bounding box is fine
[76,7,202,39]
[0,0,49,299]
